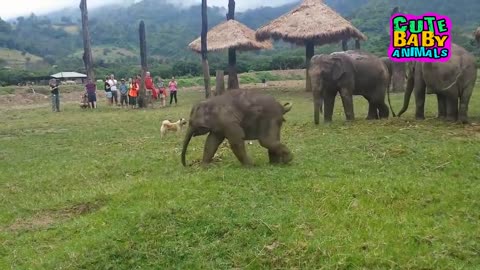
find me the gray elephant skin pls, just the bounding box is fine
[308,50,393,124]
[398,43,477,123]
[181,89,293,167]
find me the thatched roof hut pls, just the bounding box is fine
[474,27,480,45]
[255,0,367,91]
[189,19,272,91]
[255,0,366,45]
[188,19,273,52]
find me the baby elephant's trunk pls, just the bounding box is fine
[181,126,194,166]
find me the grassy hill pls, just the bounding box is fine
[0,48,44,69]
[70,46,138,64]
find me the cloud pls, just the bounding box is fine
[0,0,298,20]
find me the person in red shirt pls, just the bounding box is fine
[145,72,158,100]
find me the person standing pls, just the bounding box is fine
[169,76,178,106]
[108,74,119,106]
[49,79,60,112]
[157,77,166,107]
[129,77,139,109]
[85,79,97,109]
[119,79,129,108]
[104,76,112,105]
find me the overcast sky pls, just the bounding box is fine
[0,0,298,20]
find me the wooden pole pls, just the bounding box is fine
[342,40,348,51]
[226,0,239,90]
[79,0,94,81]
[389,7,405,92]
[201,0,211,99]
[305,41,314,92]
[138,20,148,108]
[355,39,361,49]
[215,70,225,96]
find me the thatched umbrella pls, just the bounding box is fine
[189,19,273,89]
[474,27,480,45]
[255,0,367,91]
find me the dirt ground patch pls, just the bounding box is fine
[6,201,105,232]
[0,80,306,109]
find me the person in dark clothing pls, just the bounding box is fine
[49,79,60,112]
[169,77,178,105]
[85,79,97,108]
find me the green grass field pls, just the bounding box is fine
[1,85,479,269]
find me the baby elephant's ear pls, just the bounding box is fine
[283,102,293,114]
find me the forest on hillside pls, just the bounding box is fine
[0,0,479,84]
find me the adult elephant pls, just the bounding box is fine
[309,50,393,124]
[397,43,477,123]
[181,89,293,167]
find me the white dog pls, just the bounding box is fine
[160,118,188,138]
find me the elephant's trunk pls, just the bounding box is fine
[313,90,323,125]
[397,70,414,117]
[181,126,194,167]
[386,77,396,117]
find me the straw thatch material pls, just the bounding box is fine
[188,20,273,53]
[255,0,367,45]
[474,27,480,44]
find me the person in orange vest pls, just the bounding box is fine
[128,77,139,109]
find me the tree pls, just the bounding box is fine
[226,0,239,90]
[79,0,95,82]
[201,0,211,98]
[138,20,148,108]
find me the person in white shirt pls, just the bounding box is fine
[108,74,119,105]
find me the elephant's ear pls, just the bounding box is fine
[331,57,345,81]
[283,102,293,114]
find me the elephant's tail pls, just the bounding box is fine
[181,126,194,167]
[387,79,396,117]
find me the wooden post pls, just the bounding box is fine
[305,41,314,92]
[201,0,211,99]
[355,39,361,49]
[226,0,239,90]
[215,70,225,96]
[342,40,348,51]
[138,20,148,108]
[474,27,480,46]
[389,7,405,92]
[79,0,94,81]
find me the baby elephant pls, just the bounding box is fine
[181,89,293,167]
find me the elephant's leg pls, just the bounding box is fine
[202,132,225,164]
[445,95,459,122]
[414,80,427,120]
[377,102,390,119]
[339,88,354,121]
[259,137,292,165]
[225,125,253,166]
[323,92,336,122]
[458,82,474,124]
[366,99,378,120]
[436,94,447,120]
